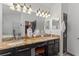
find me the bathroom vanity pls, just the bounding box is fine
[0,34,60,56]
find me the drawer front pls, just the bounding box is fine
[16,49,31,56]
[17,48,30,52]
[15,45,31,56]
[0,49,12,56]
[0,52,12,56]
[48,40,54,45]
[15,45,30,52]
[32,42,47,48]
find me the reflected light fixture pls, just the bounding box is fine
[41,10,44,16]
[23,9,26,13]
[22,4,27,13]
[16,4,21,12]
[36,9,51,18]
[10,3,32,14]
[36,8,41,16]
[28,5,32,12]
[10,4,15,10]
[10,3,50,18]
[27,11,31,14]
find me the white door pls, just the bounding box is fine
[67,4,79,55]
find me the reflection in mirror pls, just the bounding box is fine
[2,4,45,41]
[44,18,60,34]
[45,21,50,30]
[44,19,51,34]
[52,19,60,29]
[25,21,36,35]
[2,4,22,41]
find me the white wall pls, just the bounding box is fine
[62,3,68,14]
[0,4,2,42]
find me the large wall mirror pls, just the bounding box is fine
[2,4,22,38]
[2,4,45,41]
[44,18,60,34]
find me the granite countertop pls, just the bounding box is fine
[0,34,60,50]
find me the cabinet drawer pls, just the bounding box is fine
[0,52,12,56]
[15,45,30,52]
[33,42,47,48]
[0,49,12,56]
[48,40,54,45]
[16,49,31,56]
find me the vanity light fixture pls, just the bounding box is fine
[10,3,51,18]
[41,10,44,16]
[36,8,41,16]
[16,4,21,12]
[27,5,32,14]
[10,3,16,10]
[10,6,15,10]
[27,11,31,14]
[22,4,27,13]
[9,3,32,14]
[36,9,51,18]
[28,5,32,12]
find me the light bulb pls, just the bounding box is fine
[10,4,15,10]
[36,9,40,16]
[45,13,47,16]
[37,9,41,15]
[29,8,32,12]
[38,11,41,15]
[16,4,21,8]
[23,9,26,13]
[16,4,21,12]
[43,15,45,17]
[41,12,44,15]
[39,14,42,17]
[45,15,48,18]
[28,5,32,12]
[23,6,27,10]
[36,13,39,16]
[41,10,44,15]
[10,6,15,10]
[28,11,31,14]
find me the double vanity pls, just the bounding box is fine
[0,4,63,56]
[0,34,60,56]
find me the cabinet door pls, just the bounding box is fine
[47,40,59,56]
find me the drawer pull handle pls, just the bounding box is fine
[18,48,29,52]
[1,52,11,56]
[38,43,47,47]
